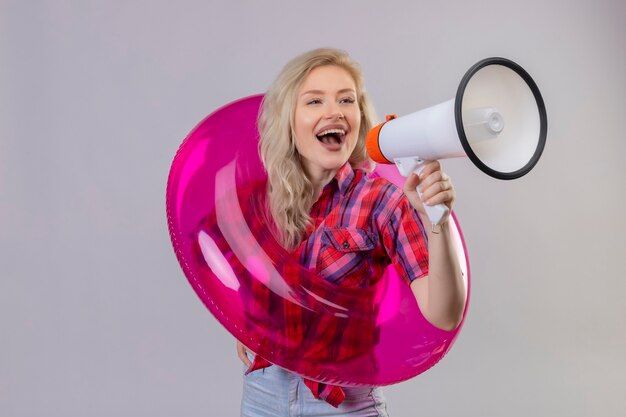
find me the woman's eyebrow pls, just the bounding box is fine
[300,88,356,96]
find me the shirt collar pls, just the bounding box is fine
[324,162,355,195]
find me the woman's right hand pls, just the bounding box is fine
[236,340,252,367]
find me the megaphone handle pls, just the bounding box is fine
[394,157,450,226]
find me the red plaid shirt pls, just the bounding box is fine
[243,163,428,407]
[241,163,430,406]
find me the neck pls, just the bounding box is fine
[306,166,338,199]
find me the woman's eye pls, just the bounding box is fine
[307,98,322,105]
[340,97,356,104]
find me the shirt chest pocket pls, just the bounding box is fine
[316,227,377,287]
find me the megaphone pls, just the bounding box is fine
[366,57,547,225]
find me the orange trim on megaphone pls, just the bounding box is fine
[366,114,397,164]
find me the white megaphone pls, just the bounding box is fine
[366,57,547,226]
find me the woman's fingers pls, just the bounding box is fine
[403,172,420,191]
[417,170,445,193]
[402,161,456,216]
[418,161,441,180]
[423,186,455,207]
[236,341,252,367]
[419,168,455,208]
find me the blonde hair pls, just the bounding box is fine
[258,48,377,249]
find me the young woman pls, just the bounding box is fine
[236,48,465,417]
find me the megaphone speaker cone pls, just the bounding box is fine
[456,57,548,180]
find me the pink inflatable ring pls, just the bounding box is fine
[166,95,470,386]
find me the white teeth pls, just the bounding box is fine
[317,128,346,137]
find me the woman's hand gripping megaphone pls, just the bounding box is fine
[398,159,454,230]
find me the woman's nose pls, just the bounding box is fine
[324,109,344,120]
[323,101,344,120]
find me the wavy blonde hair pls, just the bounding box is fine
[258,48,377,249]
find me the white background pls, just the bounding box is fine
[2,0,625,415]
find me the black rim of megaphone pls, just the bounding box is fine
[455,57,548,180]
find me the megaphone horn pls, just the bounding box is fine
[366,57,548,226]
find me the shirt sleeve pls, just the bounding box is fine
[379,194,429,285]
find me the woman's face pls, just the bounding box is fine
[293,65,361,180]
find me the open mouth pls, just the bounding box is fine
[316,128,346,146]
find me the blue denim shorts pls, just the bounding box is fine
[240,354,389,417]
